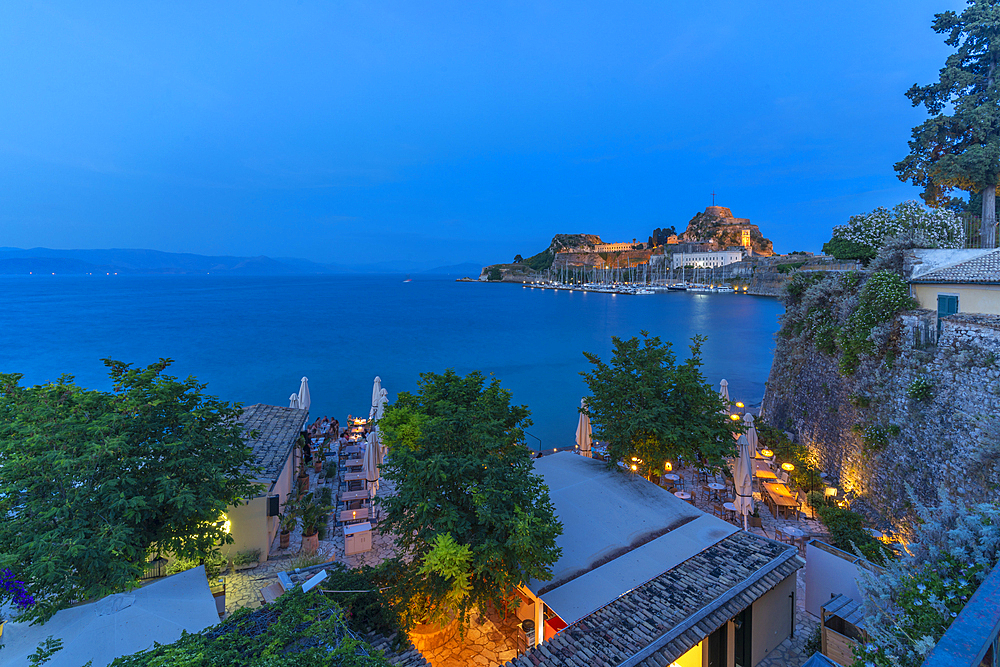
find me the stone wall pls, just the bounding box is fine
[762,312,1000,528]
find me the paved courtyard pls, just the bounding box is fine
[217,452,829,666]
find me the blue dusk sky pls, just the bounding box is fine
[0,1,966,267]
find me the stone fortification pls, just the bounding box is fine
[681,206,774,256]
[762,311,1000,528]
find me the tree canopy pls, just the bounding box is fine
[0,359,260,623]
[894,1,1000,246]
[581,333,741,477]
[377,369,562,627]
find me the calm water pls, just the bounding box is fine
[0,275,782,450]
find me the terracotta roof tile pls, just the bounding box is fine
[505,531,802,667]
[237,403,308,489]
[910,249,1000,284]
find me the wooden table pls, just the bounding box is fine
[754,469,778,481]
[344,471,366,482]
[763,482,800,519]
[339,508,369,523]
[340,489,369,503]
[344,445,361,455]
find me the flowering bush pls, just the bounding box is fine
[831,200,966,251]
[1,567,36,620]
[853,494,1000,667]
[838,271,916,375]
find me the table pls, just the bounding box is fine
[344,471,366,482]
[782,526,804,538]
[663,473,679,482]
[708,482,726,501]
[674,491,691,500]
[762,482,800,520]
[754,469,778,481]
[340,490,369,503]
[344,445,361,455]
[339,508,369,523]
[346,461,363,471]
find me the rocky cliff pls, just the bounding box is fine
[681,206,774,256]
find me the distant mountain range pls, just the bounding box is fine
[0,248,485,277]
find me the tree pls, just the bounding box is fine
[513,254,523,263]
[486,266,502,281]
[895,1,1000,247]
[377,370,562,627]
[0,359,260,623]
[581,333,741,477]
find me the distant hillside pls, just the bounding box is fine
[679,206,774,256]
[0,248,479,276]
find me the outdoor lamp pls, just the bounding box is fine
[760,448,774,458]
[630,464,637,472]
[665,461,672,472]
[781,462,795,472]
[730,414,741,422]
[735,402,744,409]
[825,486,838,497]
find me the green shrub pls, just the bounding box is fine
[821,237,877,263]
[232,549,261,566]
[837,270,917,375]
[907,376,934,401]
[816,505,890,565]
[486,266,502,281]
[107,589,391,666]
[320,486,333,506]
[776,261,806,274]
[166,552,227,578]
[807,490,829,510]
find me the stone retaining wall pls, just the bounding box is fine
[762,312,1000,528]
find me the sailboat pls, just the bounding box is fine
[403,275,412,283]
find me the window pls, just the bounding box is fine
[937,294,959,334]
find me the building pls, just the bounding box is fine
[507,453,803,667]
[906,248,1000,327]
[671,249,745,269]
[224,404,308,563]
[588,241,643,253]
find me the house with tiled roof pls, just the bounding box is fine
[505,453,803,667]
[906,249,1000,327]
[224,403,308,563]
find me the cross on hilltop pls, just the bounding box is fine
[711,191,716,206]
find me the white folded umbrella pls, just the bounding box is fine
[297,377,311,412]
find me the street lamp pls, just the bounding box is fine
[781,462,795,472]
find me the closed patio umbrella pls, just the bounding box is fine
[297,377,311,412]
[744,413,759,454]
[363,430,380,491]
[289,394,300,409]
[733,434,754,531]
[575,398,592,458]
[370,376,382,420]
[719,379,730,415]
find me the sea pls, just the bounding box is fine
[0,275,783,451]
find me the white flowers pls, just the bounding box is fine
[831,200,966,250]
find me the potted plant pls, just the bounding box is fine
[297,459,310,494]
[297,492,334,554]
[1,567,36,638]
[749,507,763,528]
[278,494,298,549]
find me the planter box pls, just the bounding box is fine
[210,578,226,616]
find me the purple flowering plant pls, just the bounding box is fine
[1,567,35,621]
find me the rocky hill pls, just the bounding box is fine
[680,206,774,256]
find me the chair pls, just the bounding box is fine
[710,503,725,519]
[773,528,794,545]
[697,468,710,484]
[687,490,696,505]
[778,471,790,484]
[701,484,712,502]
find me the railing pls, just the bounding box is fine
[959,214,999,249]
[921,560,1000,667]
[523,431,542,453]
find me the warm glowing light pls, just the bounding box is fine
[825,486,838,497]
[631,456,638,462]
[730,414,740,421]
[760,449,773,458]
[735,402,744,409]
[781,462,795,472]
[665,461,672,472]
[630,464,637,471]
